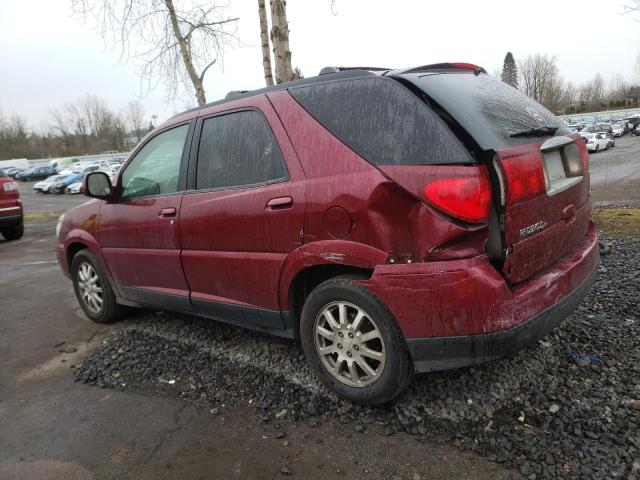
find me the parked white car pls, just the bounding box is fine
[611,124,624,137]
[65,181,83,194]
[581,133,609,152]
[33,175,64,193]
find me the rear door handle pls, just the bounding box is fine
[266,196,293,210]
[159,207,177,218]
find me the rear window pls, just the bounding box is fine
[289,77,474,166]
[397,72,569,150]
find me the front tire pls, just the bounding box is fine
[300,276,413,405]
[71,250,124,323]
[0,218,24,240]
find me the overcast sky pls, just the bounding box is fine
[1,0,639,130]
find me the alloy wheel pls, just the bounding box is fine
[313,301,386,388]
[77,262,103,314]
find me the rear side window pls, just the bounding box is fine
[196,110,287,190]
[289,77,474,166]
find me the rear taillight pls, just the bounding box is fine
[573,135,589,173]
[499,151,546,205]
[423,167,491,223]
[3,181,18,193]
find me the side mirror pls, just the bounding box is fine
[83,172,113,200]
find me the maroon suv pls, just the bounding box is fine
[0,169,23,241]
[56,64,598,404]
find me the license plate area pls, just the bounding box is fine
[542,146,582,196]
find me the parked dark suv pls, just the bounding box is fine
[56,63,598,404]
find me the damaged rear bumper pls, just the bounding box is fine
[406,261,597,372]
[356,221,599,373]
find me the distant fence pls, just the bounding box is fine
[28,152,130,168]
[558,107,640,124]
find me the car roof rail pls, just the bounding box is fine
[319,66,392,75]
[225,90,250,99]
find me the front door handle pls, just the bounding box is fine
[159,207,177,218]
[266,196,293,210]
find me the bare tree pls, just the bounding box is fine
[270,0,295,84]
[72,0,240,106]
[542,75,565,113]
[519,54,558,103]
[623,0,640,18]
[126,100,146,141]
[562,81,578,111]
[258,0,274,86]
[608,74,629,102]
[591,73,605,108]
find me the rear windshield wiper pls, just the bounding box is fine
[510,126,559,138]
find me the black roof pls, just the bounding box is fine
[174,70,377,120]
[171,62,487,121]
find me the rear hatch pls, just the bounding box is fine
[394,68,591,284]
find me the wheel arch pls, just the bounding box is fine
[279,240,388,334]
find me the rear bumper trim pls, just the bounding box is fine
[0,213,22,226]
[407,260,598,373]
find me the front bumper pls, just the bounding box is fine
[356,222,599,373]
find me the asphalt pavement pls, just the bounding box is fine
[2,138,638,479]
[0,222,518,478]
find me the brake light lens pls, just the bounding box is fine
[424,167,491,223]
[573,135,589,173]
[3,181,18,193]
[450,62,487,74]
[499,151,546,205]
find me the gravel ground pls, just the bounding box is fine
[76,234,640,480]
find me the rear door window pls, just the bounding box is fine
[289,77,474,166]
[195,110,287,190]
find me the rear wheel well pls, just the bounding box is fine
[288,264,373,336]
[66,242,88,270]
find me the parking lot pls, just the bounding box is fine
[1,145,639,479]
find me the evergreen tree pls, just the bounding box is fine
[501,52,519,88]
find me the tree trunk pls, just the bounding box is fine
[164,0,207,105]
[270,0,294,84]
[258,0,274,86]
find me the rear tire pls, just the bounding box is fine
[300,276,414,405]
[0,218,24,240]
[71,250,124,323]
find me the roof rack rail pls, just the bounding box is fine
[225,90,250,99]
[319,66,392,75]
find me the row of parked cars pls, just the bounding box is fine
[567,117,640,153]
[2,158,124,195]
